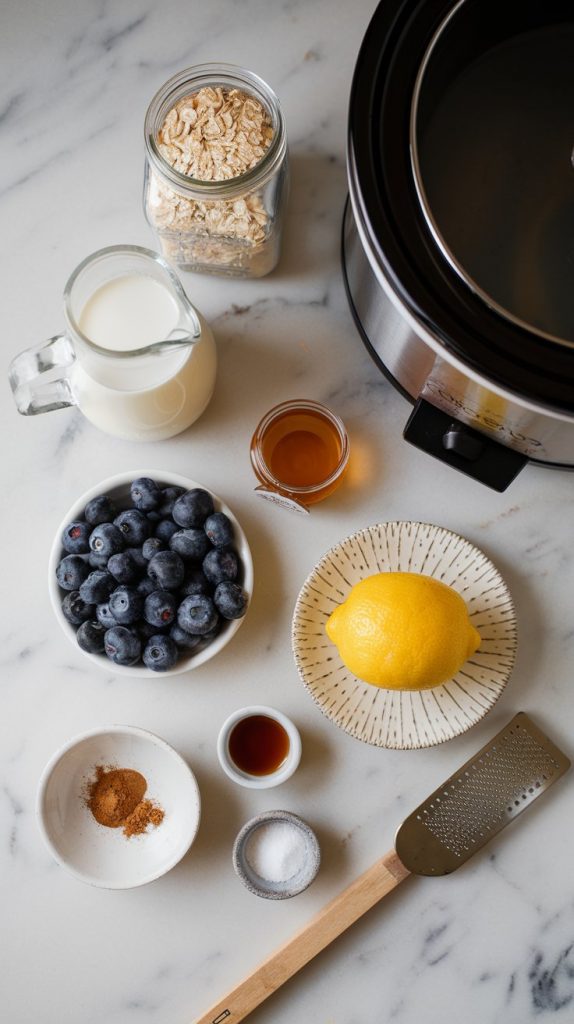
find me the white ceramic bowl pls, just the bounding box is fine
[217,705,302,789]
[48,470,253,677]
[37,725,201,888]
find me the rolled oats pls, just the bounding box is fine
[144,69,287,276]
[154,88,271,252]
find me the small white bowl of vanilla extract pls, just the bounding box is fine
[217,706,301,789]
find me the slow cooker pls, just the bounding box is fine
[343,0,574,490]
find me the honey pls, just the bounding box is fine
[250,399,349,509]
[228,714,290,776]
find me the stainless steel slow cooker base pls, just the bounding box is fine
[342,198,574,485]
[343,0,574,490]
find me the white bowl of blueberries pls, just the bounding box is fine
[48,471,253,675]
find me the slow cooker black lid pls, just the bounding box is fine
[348,0,574,414]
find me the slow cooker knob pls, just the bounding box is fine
[442,423,485,461]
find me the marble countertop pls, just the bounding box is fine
[2,1,573,1022]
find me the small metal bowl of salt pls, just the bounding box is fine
[233,810,320,899]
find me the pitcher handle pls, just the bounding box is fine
[9,335,77,416]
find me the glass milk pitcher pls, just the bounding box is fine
[9,245,216,442]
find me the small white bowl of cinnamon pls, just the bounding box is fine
[37,725,201,888]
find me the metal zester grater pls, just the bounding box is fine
[193,712,570,1024]
[395,712,570,875]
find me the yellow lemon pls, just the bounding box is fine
[325,572,481,690]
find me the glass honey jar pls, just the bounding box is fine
[250,399,350,513]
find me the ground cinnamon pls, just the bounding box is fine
[86,766,164,838]
[123,799,165,837]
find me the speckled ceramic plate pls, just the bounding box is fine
[292,522,517,750]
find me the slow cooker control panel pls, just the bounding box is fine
[404,399,527,492]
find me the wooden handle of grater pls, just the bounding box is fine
[192,849,410,1024]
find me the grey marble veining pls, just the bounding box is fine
[1,0,574,1022]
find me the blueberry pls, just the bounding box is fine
[114,508,150,545]
[96,602,117,629]
[89,522,124,558]
[172,488,214,528]
[137,619,168,641]
[178,594,219,635]
[158,486,185,517]
[77,620,106,654]
[127,546,148,571]
[56,555,90,591]
[84,494,117,526]
[109,586,144,625]
[142,537,164,560]
[169,623,202,650]
[155,518,179,543]
[180,567,211,597]
[61,520,91,555]
[108,551,140,585]
[104,626,141,666]
[137,576,156,598]
[146,510,162,524]
[79,570,115,605]
[130,477,161,511]
[147,550,185,590]
[203,548,238,585]
[170,528,210,562]
[62,591,95,625]
[200,621,222,644]
[214,581,248,619]
[143,635,179,672]
[204,512,234,548]
[88,551,109,569]
[144,590,177,628]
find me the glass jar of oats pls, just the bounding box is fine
[143,64,288,278]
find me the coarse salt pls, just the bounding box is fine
[244,821,308,883]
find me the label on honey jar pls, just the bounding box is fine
[254,487,309,514]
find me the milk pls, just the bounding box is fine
[79,274,180,354]
[72,274,216,441]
